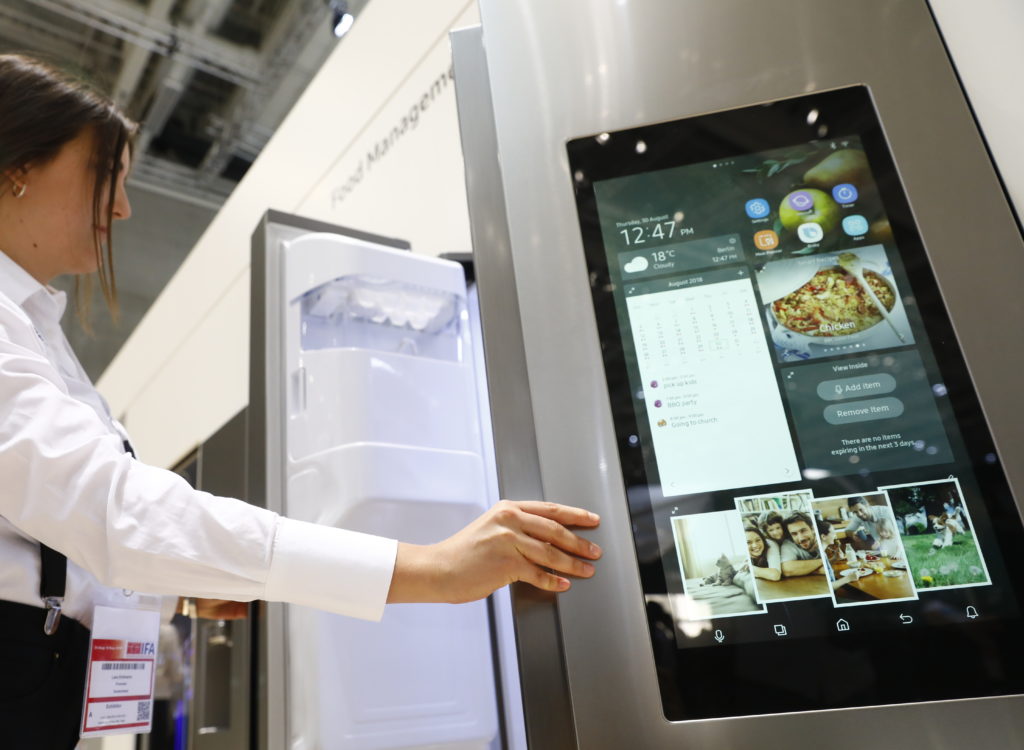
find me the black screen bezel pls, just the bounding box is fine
[566,85,1024,721]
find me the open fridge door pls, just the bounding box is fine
[250,212,500,750]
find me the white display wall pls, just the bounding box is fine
[98,0,479,468]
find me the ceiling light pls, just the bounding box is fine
[329,0,354,38]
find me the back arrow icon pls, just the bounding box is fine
[899,614,913,625]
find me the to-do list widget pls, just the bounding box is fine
[625,266,799,496]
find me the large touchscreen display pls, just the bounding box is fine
[568,87,1024,720]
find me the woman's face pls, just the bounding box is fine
[822,525,836,545]
[746,530,765,558]
[2,129,131,282]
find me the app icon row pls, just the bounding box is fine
[744,183,859,220]
[752,215,868,251]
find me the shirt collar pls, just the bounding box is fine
[0,250,68,321]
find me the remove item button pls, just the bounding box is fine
[823,397,905,425]
[817,373,897,401]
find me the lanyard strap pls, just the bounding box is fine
[38,439,136,635]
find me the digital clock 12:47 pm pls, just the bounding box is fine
[616,217,695,246]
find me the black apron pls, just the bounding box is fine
[0,439,136,749]
[0,597,90,748]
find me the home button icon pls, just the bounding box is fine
[836,619,851,632]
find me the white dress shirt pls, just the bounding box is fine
[0,251,397,629]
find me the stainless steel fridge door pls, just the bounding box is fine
[453,1,1024,747]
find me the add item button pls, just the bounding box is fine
[817,373,897,401]
[823,397,905,425]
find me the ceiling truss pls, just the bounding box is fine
[0,0,361,209]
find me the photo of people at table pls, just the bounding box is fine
[879,478,991,591]
[812,493,919,607]
[735,491,830,602]
[672,510,767,620]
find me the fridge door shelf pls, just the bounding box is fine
[286,443,487,540]
[287,348,480,460]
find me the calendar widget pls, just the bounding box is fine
[625,267,799,496]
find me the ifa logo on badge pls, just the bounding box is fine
[126,641,156,656]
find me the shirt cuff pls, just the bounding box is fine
[262,517,398,621]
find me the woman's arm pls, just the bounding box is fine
[388,501,600,604]
[831,568,860,590]
[751,564,781,582]
[0,331,601,621]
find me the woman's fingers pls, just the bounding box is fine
[491,501,602,588]
[507,500,600,529]
[515,508,602,561]
[389,499,602,604]
[522,566,571,592]
[515,534,596,580]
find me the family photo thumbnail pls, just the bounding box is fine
[879,478,991,591]
[735,490,830,603]
[812,493,918,607]
[672,511,766,620]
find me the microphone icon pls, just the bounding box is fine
[713,629,725,643]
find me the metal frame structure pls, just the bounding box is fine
[0,0,369,208]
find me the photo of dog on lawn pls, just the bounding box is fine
[879,478,991,591]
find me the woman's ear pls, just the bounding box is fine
[3,165,30,189]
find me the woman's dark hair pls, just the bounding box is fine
[815,518,833,536]
[0,54,137,324]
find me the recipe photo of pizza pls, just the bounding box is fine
[772,267,896,337]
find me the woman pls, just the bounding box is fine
[729,525,780,601]
[0,54,601,747]
[744,526,781,583]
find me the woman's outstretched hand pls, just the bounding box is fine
[387,500,602,604]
